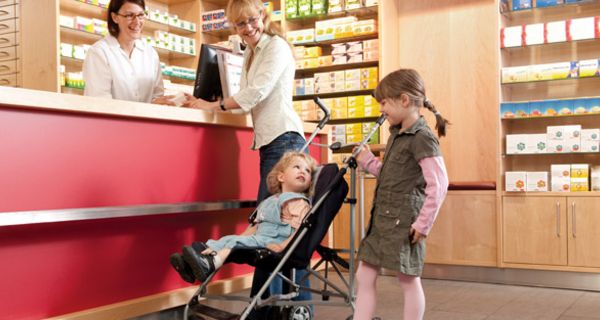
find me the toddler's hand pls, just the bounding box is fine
[266,243,283,252]
[353,144,371,163]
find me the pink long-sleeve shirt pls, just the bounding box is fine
[357,151,449,235]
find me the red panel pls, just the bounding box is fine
[0,106,324,319]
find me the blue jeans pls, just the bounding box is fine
[257,131,306,203]
[254,131,312,305]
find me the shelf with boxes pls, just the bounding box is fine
[501,0,594,15]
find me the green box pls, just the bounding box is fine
[286,0,298,19]
[311,0,327,15]
[298,0,312,17]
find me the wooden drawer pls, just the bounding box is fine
[0,31,15,47]
[0,4,17,21]
[0,18,17,34]
[0,72,17,86]
[0,45,16,61]
[0,0,17,6]
[0,59,16,75]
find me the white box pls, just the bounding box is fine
[525,23,545,46]
[552,177,571,192]
[581,129,600,141]
[546,20,567,43]
[551,164,571,178]
[506,134,528,154]
[526,134,547,154]
[506,171,527,192]
[565,137,581,153]
[547,139,565,153]
[591,166,600,191]
[569,17,596,41]
[526,172,548,192]
[564,125,582,139]
[547,125,566,140]
[501,25,523,48]
[581,140,600,153]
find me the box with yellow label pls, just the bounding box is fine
[571,178,589,192]
[345,123,362,135]
[346,133,363,143]
[347,95,365,108]
[360,78,378,90]
[571,164,589,178]
[303,46,322,58]
[332,97,348,109]
[362,122,376,134]
[364,104,380,117]
[345,69,361,81]
[368,130,380,144]
[345,80,361,91]
[360,67,378,80]
[317,55,333,67]
[347,105,365,118]
[363,95,379,107]
[330,107,348,119]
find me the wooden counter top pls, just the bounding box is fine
[0,87,327,134]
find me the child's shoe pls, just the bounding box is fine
[169,253,196,283]
[182,245,215,282]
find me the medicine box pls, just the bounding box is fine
[506,171,527,192]
[526,172,548,192]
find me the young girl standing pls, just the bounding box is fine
[172,151,316,282]
[353,69,450,320]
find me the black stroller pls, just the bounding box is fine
[181,99,385,320]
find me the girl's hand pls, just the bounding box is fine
[352,144,371,163]
[409,228,425,244]
[182,97,216,111]
[266,243,284,252]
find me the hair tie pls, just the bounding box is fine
[434,111,441,116]
[423,98,430,105]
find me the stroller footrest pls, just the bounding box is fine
[191,304,239,320]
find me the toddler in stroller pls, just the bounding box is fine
[170,151,317,284]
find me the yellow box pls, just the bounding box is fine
[363,95,378,107]
[571,178,589,192]
[293,46,306,59]
[360,67,378,80]
[346,133,363,143]
[330,107,348,119]
[360,79,377,90]
[317,55,333,67]
[332,97,347,108]
[293,101,303,112]
[334,22,354,39]
[303,46,322,58]
[362,122,376,134]
[301,57,320,69]
[347,96,365,108]
[347,105,365,118]
[501,66,529,84]
[345,123,362,134]
[363,104,380,117]
[571,164,589,178]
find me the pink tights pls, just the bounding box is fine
[354,261,425,320]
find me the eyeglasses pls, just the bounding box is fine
[235,15,261,29]
[116,11,147,21]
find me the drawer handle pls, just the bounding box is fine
[0,65,9,71]
[0,79,10,85]
[0,24,8,30]
[0,51,8,57]
[0,10,8,15]
[0,37,8,44]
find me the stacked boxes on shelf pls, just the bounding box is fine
[286,17,377,45]
[148,8,197,32]
[506,126,599,154]
[501,15,599,48]
[201,9,227,32]
[331,122,380,145]
[147,31,196,55]
[505,164,596,192]
[500,97,600,118]
[295,67,378,95]
[501,58,600,84]
[510,0,584,11]
[286,0,378,18]
[331,39,379,64]
[59,15,108,36]
[292,94,380,121]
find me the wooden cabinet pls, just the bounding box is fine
[503,196,567,266]
[0,0,19,88]
[503,195,600,269]
[426,191,497,267]
[567,197,600,267]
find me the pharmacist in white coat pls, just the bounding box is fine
[83,0,172,105]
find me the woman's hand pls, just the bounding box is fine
[182,96,218,111]
[352,144,371,163]
[151,95,175,106]
[409,227,425,244]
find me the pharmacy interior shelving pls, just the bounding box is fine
[58,0,203,92]
[500,0,600,181]
[499,0,600,270]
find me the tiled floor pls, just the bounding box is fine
[135,276,600,320]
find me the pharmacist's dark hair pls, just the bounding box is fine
[108,0,146,37]
[374,68,450,137]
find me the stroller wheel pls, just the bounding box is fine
[287,305,311,320]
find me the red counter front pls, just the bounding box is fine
[0,88,325,319]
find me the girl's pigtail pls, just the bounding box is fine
[423,99,450,137]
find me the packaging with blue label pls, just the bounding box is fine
[556,99,574,116]
[588,98,600,114]
[536,0,563,8]
[514,101,530,118]
[501,102,514,118]
[529,100,543,117]
[512,0,532,10]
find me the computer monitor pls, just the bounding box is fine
[193,44,222,101]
